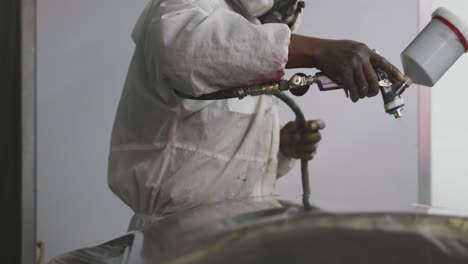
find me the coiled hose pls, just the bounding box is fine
[273,92,312,211]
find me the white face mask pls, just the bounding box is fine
[233,0,274,17]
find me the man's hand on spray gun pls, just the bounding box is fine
[287,34,405,102]
[280,120,326,160]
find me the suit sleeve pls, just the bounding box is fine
[140,0,291,96]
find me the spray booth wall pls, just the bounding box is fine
[431,0,468,212]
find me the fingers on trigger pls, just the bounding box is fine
[346,80,359,103]
[371,52,404,82]
[363,63,379,96]
[354,68,368,99]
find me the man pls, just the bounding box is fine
[108,0,404,229]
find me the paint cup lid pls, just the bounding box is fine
[433,7,468,52]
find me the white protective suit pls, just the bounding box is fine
[108,0,297,227]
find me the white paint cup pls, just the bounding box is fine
[401,7,468,87]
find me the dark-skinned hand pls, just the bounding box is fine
[288,35,406,102]
[280,119,326,160]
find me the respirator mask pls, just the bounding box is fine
[232,0,305,30]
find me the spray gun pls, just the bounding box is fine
[285,70,411,119]
[177,70,411,119]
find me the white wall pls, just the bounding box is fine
[37,0,423,262]
[431,0,468,211]
[277,0,422,212]
[37,0,147,261]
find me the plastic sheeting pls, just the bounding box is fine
[50,197,468,264]
[48,234,136,264]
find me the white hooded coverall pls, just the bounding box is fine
[108,0,296,228]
